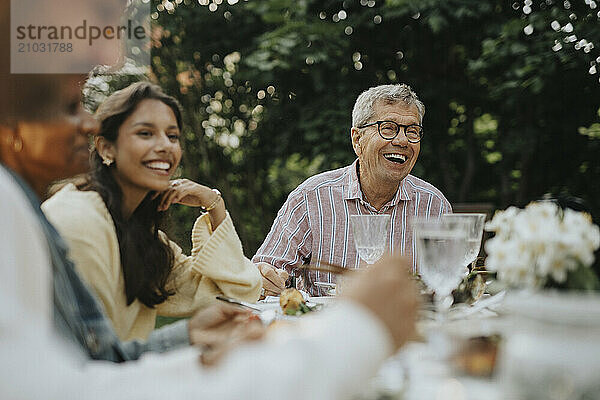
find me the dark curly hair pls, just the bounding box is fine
[79,81,183,307]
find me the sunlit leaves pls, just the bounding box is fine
[146,0,600,253]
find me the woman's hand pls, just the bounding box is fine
[156,179,217,211]
[156,179,226,227]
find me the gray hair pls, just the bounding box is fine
[351,84,425,127]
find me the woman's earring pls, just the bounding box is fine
[102,158,113,166]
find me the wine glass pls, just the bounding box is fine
[413,217,469,319]
[350,214,391,265]
[442,213,486,271]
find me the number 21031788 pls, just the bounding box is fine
[18,42,73,53]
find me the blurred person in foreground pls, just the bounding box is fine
[0,71,260,360]
[43,82,262,342]
[0,6,419,400]
[0,82,418,395]
[254,84,452,296]
[0,0,259,361]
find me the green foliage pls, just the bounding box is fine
[547,262,600,292]
[268,153,325,200]
[579,123,600,139]
[129,0,600,255]
[579,108,600,139]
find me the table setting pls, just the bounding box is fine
[225,203,600,399]
[404,203,600,400]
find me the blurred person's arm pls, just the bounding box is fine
[1,166,413,400]
[75,298,396,400]
[100,257,416,400]
[118,319,191,357]
[0,165,90,399]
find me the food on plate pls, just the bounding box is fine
[279,288,315,316]
[452,270,487,305]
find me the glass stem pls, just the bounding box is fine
[434,292,453,323]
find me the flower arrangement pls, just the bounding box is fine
[484,201,600,290]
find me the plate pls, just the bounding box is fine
[256,296,336,324]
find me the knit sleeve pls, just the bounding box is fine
[156,212,262,316]
[42,190,123,332]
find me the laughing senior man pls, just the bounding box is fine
[253,84,452,296]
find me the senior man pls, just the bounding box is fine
[254,84,451,296]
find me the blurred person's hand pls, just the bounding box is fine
[188,303,266,366]
[257,263,289,298]
[343,255,418,350]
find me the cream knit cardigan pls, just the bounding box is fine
[42,184,262,341]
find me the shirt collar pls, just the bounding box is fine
[346,159,362,200]
[345,159,412,206]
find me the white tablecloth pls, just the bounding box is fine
[257,291,600,399]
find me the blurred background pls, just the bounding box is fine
[86,0,600,254]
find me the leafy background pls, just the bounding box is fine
[89,0,600,255]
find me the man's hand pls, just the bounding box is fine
[257,263,289,297]
[188,303,265,366]
[343,255,419,350]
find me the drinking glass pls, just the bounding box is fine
[413,218,469,318]
[350,214,391,265]
[442,213,486,271]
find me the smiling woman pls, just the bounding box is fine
[96,97,184,218]
[42,82,262,341]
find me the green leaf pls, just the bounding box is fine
[564,265,600,291]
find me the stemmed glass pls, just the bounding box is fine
[413,217,469,319]
[350,214,391,265]
[441,213,486,271]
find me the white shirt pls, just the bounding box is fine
[0,166,393,400]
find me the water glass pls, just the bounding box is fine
[442,213,486,270]
[350,214,391,265]
[413,217,469,317]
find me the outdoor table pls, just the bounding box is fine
[358,290,600,399]
[255,294,505,399]
[255,291,600,399]
[360,295,505,400]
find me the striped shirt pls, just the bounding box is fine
[252,160,452,296]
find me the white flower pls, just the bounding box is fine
[485,206,519,234]
[484,202,600,289]
[497,261,538,288]
[524,201,558,219]
[536,245,577,283]
[486,238,535,285]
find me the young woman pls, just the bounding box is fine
[42,82,262,341]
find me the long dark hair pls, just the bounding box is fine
[80,82,183,307]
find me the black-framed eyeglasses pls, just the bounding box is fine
[358,120,424,143]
